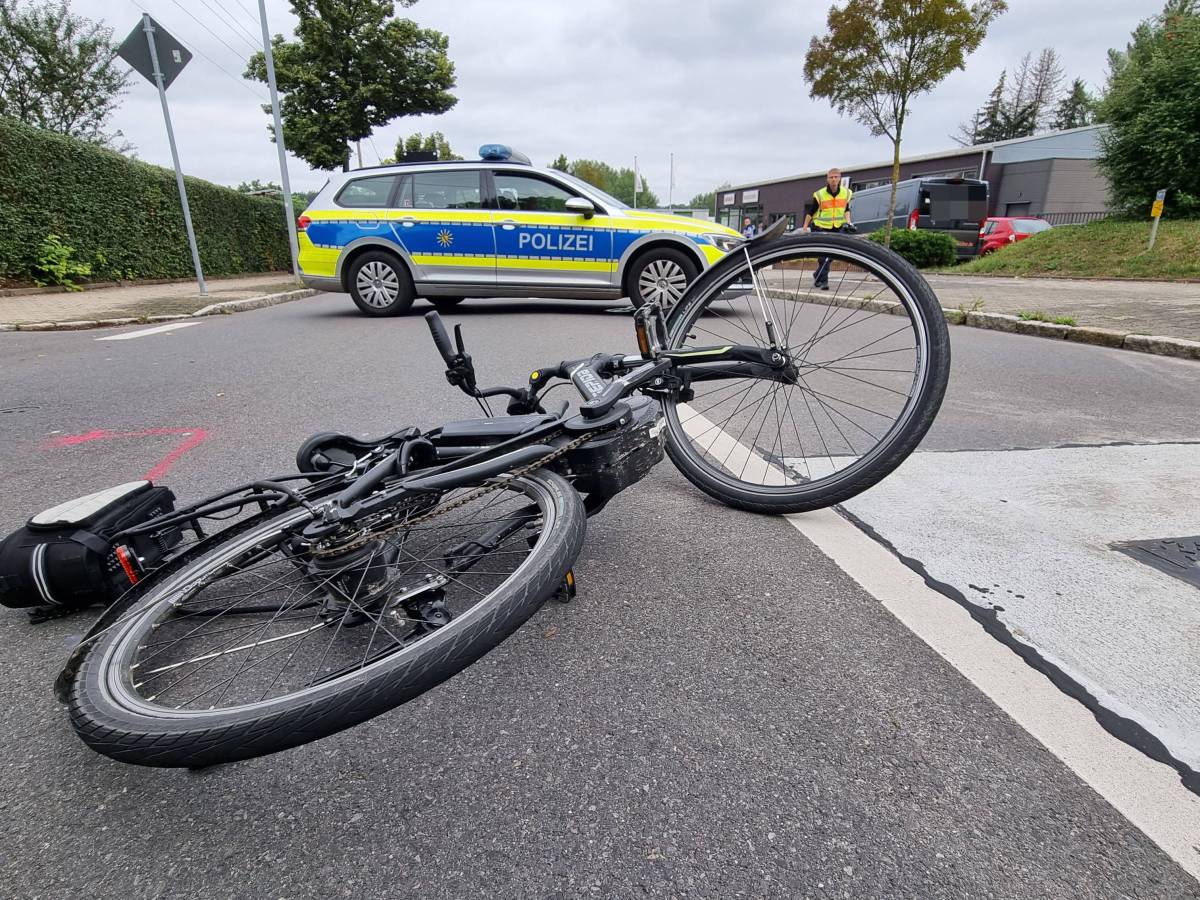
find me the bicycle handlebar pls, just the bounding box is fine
[424,312,456,366]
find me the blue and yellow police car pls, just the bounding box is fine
[296,145,746,316]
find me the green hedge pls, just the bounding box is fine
[0,118,290,283]
[867,228,957,268]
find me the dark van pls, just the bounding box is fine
[848,177,989,259]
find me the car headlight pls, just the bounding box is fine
[704,233,745,253]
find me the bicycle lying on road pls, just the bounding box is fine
[41,220,950,767]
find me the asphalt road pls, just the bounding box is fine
[1,293,1198,898]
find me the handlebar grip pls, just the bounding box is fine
[424,312,455,364]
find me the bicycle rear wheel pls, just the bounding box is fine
[67,469,584,767]
[662,232,950,514]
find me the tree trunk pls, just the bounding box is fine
[884,135,902,248]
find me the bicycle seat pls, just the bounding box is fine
[295,428,419,474]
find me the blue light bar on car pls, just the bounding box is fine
[478,144,531,165]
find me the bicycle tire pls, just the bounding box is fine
[661,232,950,514]
[67,469,585,767]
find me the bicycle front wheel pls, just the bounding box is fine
[662,232,950,514]
[67,469,584,767]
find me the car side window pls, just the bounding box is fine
[1014,219,1051,235]
[335,175,399,208]
[493,174,579,213]
[982,221,996,234]
[408,171,482,210]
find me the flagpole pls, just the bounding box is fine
[668,152,674,211]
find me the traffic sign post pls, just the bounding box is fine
[257,0,300,278]
[1149,188,1167,251]
[117,16,206,295]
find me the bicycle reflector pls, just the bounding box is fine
[478,144,531,165]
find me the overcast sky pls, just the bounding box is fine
[80,0,1147,202]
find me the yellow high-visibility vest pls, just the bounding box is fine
[812,186,852,229]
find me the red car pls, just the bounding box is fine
[979,216,1052,255]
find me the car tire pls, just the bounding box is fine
[626,248,699,309]
[429,297,465,313]
[347,251,415,317]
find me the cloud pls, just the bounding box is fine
[80,0,1146,202]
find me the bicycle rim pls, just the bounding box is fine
[95,476,561,717]
[663,239,938,500]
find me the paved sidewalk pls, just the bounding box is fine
[923,273,1200,342]
[0,273,303,326]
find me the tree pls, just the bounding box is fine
[0,0,130,148]
[233,179,315,211]
[689,183,730,215]
[955,70,1007,144]
[565,158,660,207]
[1027,47,1065,131]
[805,0,1006,245]
[548,153,569,172]
[245,0,456,172]
[392,130,460,161]
[1052,78,1094,131]
[1097,0,1200,218]
[955,48,1071,144]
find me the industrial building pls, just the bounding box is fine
[716,125,1110,232]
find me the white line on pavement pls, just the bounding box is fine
[677,404,1200,881]
[95,322,200,341]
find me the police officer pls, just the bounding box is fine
[801,168,853,290]
[742,217,755,239]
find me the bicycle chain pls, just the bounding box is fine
[307,430,596,559]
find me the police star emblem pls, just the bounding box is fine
[436,229,454,248]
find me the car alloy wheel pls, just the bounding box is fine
[638,258,688,305]
[355,261,401,309]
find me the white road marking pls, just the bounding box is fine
[95,322,200,341]
[677,405,1200,880]
[825,443,1200,769]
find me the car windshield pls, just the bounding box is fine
[553,172,629,210]
[1013,219,1052,235]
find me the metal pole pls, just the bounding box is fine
[1148,215,1161,251]
[257,0,300,277]
[633,155,638,210]
[142,14,206,295]
[668,152,674,210]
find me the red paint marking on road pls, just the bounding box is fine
[141,429,210,481]
[41,427,212,481]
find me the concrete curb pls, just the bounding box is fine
[765,287,1199,362]
[191,288,315,317]
[954,308,1199,359]
[5,286,1198,362]
[0,272,292,297]
[2,288,316,333]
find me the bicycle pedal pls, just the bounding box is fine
[553,569,577,603]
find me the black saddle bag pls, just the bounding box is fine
[0,481,182,614]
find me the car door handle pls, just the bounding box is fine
[500,219,517,231]
[400,216,416,228]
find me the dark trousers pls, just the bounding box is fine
[813,226,836,285]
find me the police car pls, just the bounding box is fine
[296,145,746,316]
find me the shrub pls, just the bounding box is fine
[867,228,958,268]
[33,234,91,289]
[0,118,290,284]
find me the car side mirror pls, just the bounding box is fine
[565,197,595,219]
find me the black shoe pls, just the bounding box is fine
[814,281,828,290]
